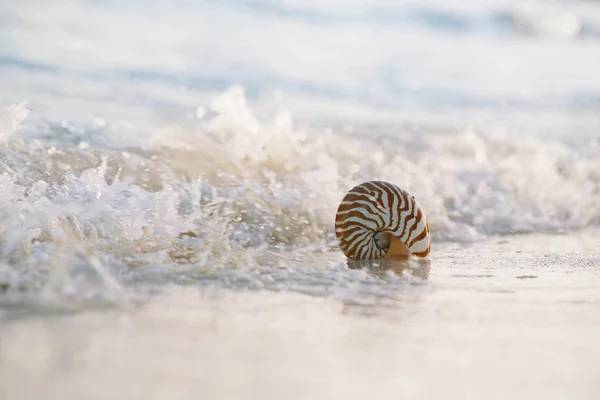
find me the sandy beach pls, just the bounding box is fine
[2,230,599,400]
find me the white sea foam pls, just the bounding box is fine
[1,0,600,303]
[0,85,599,302]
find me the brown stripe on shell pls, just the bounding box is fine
[334,181,431,260]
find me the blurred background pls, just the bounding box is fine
[2,0,600,134]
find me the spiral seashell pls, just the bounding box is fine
[335,181,431,260]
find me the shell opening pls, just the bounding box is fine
[386,234,411,259]
[373,231,392,252]
[374,231,411,259]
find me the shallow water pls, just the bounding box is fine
[2,232,600,400]
[1,0,600,398]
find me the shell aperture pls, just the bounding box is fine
[335,181,431,260]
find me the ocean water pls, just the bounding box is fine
[1,0,600,398]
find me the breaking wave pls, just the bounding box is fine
[0,86,598,302]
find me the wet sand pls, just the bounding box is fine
[1,230,600,400]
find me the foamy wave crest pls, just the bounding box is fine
[0,87,599,299]
[0,102,29,144]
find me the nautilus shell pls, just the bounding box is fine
[335,181,431,260]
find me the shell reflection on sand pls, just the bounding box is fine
[346,257,431,281]
[341,257,431,317]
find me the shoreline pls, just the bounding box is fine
[1,230,599,399]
